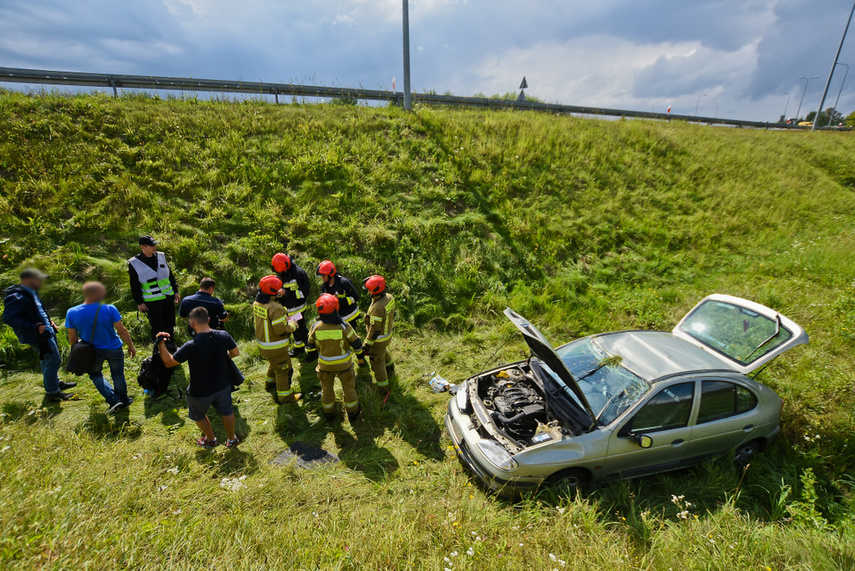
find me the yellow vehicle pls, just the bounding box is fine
[798,121,814,127]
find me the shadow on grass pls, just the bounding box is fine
[142,366,188,429]
[193,402,259,476]
[333,420,399,481]
[80,402,143,441]
[2,399,64,423]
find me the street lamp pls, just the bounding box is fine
[695,94,707,116]
[795,75,819,121]
[829,63,850,126]
[782,91,790,121]
[813,0,855,130]
[402,0,412,111]
[712,101,719,118]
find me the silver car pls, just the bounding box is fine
[445,295,808,494]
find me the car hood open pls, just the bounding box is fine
[503,308,597,432]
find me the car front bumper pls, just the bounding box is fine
[445,399,542,495]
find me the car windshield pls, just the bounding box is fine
[678,300,793,366]
[555,338,649,425]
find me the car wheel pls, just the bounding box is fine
[549,469,590,495]
[733,440,761,468]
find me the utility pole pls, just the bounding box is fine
[813,0,855,131]
[795,75,818,121]
[402,0,412,111]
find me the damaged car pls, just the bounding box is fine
[445,294,808,495]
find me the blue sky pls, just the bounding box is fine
[1,0,854,121]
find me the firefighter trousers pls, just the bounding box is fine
[261,347,295,401]
[317,365,358,415]
[367,340,393,388]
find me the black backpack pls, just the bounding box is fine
[137,340,179,398]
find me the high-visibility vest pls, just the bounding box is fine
[128,253,174,302]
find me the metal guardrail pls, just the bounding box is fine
[0,66,799,129]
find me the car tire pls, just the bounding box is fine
[733,440,761,468]
[548,469,590,495]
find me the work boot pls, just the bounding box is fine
[324,411,337,422]
[58,381,78,390]
[277,393,302,405]
[47,391,75,402]
[347,405,362,423]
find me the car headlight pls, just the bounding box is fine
[476,439,519,471]
[455,381,470,412]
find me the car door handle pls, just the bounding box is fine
[743,425,754,431]
[671,439,684,446]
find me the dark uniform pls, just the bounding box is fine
[128,251,178,341]
[307,316,363,419]
[320,274,361,325]
[275,256,312,356]
[179,291,228,335]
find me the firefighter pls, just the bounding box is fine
[253,275,300,404]
[271,253,312,358]
[306,294,363,422]
[358,275,395,392]
[316,260,361,326]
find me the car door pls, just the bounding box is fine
[603,381,696,479]
[683,378,763,463]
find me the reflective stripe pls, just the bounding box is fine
[277,389,293,397]
[345,399,359,407]
[293,340,305,349]
[342,307,359,322]
[257,338,290,349]
[270,315,289,325]
[370,316,383,322]
[130,254,174,300]
[318,351,352,365]
[287,303,307,315]
[315,329,343,341]
[377,379,389,387]
[322,401,336,411]
[375,332,393,342]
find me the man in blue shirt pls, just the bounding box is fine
[2,269,77,401]
[178,277,228,335]
[66,282,137,413]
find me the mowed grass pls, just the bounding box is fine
[1,91,855,569]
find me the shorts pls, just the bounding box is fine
[186,386,234,421]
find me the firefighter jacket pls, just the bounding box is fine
[364,292,395,348]
[253,294,296,353]
[307,315,363,372]
[275,257,311,316]
[320,275,360,322]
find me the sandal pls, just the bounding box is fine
[196,437,218,448]
[225,436,241,448]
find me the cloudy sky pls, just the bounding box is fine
[1,0,854,121]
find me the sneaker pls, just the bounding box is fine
[196,437,218,449]
[225,436,241,448]
[122,397,134,407]
[58,381,78,390]
[347,405,362,423]
[107,401,124,414]
[47,391,75,402]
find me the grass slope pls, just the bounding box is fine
[1,91,855,569]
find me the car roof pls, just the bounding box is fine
[591,331,735,381]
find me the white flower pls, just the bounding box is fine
[0,446,10,453]
[444,557,450,563]
[172,509,182,515]
[476,536,481,542]
[166,467,179,475]
[549,554,557,561]
[450,552,458,557]
[466,547,475,556]
[219,477,246,492]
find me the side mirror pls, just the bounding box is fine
[634,434,653,449]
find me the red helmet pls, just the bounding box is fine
[363,275,386,295]
[271,253,291,273]
[259,275,283,296]
[316,260,337,277]
[316,293,340,314]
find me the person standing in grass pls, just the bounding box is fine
[271,253,312,358]
[358,275,396,393]
[306,294,364,422]
[2,268,77,401]
[316,261,361,327]
[179,277,228,336]
[253,275,300,404]
[128,235,180,342]
[156,307,241,448]
[65,282,136,413]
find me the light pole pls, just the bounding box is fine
[402,0,412,111]
[712,101,719,118]
[829,63,850,126]
[782,91,790,121]
[695,94,707,116]
[813,0,855,130]
[795,75,819,121]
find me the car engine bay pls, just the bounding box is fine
[477,366,564,444]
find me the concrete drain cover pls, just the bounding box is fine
[271,441,340,469]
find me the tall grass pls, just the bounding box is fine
[1,90,855,569]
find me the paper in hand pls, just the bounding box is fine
[288,312,303,323]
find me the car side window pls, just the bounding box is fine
[697,381,758,424]
[627,382,694,433]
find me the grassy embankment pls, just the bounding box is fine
[1,91,855,569]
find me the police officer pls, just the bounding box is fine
[253,275,300,404]
[128,235,180,342]
[306,294,363,422]
[316,261,361,326]
[271,253,312,358]
[358,275,395,392]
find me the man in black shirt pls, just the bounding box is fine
[157,307,241,448]
[128,235,180,342]
[178,277,229,335]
